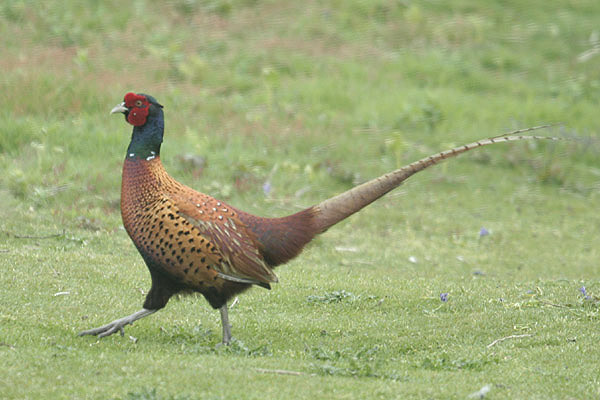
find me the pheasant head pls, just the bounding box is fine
[111,92,165,160]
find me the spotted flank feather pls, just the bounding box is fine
[173,192,277,288]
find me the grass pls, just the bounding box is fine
[1,0,600,398]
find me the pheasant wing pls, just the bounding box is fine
[171,193,278,287]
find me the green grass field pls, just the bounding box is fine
[1,0,600,398]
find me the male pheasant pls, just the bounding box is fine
[79,92,559,344]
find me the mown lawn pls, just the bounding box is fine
[1,0,599,398]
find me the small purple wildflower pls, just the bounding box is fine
[440,293,449,302]
[479,227,490,237]
[262,181,272,195]
[580,286,591,300]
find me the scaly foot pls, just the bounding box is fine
[79,309,156,338]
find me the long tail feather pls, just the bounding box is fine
[311,127,562,233]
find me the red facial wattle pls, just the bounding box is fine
[123,92,150,126]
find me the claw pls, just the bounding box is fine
[79,309,157,339]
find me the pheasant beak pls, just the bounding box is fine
[110,102,128,115]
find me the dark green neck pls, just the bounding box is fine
[126,110,164,160]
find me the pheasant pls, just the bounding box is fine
[79,92,560,344]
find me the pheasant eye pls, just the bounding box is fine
[135,100,143,107]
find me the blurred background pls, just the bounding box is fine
[1,0,599,224]
[2,1,600,398]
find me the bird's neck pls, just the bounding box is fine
[121,155,174,216]
[122,156,169,193]
[126,116,164,161]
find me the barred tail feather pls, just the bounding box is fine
[310,128,561,233]
[244,125,561,267]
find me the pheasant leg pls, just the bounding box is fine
[79,308,157,338]
[219,304,232,345]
